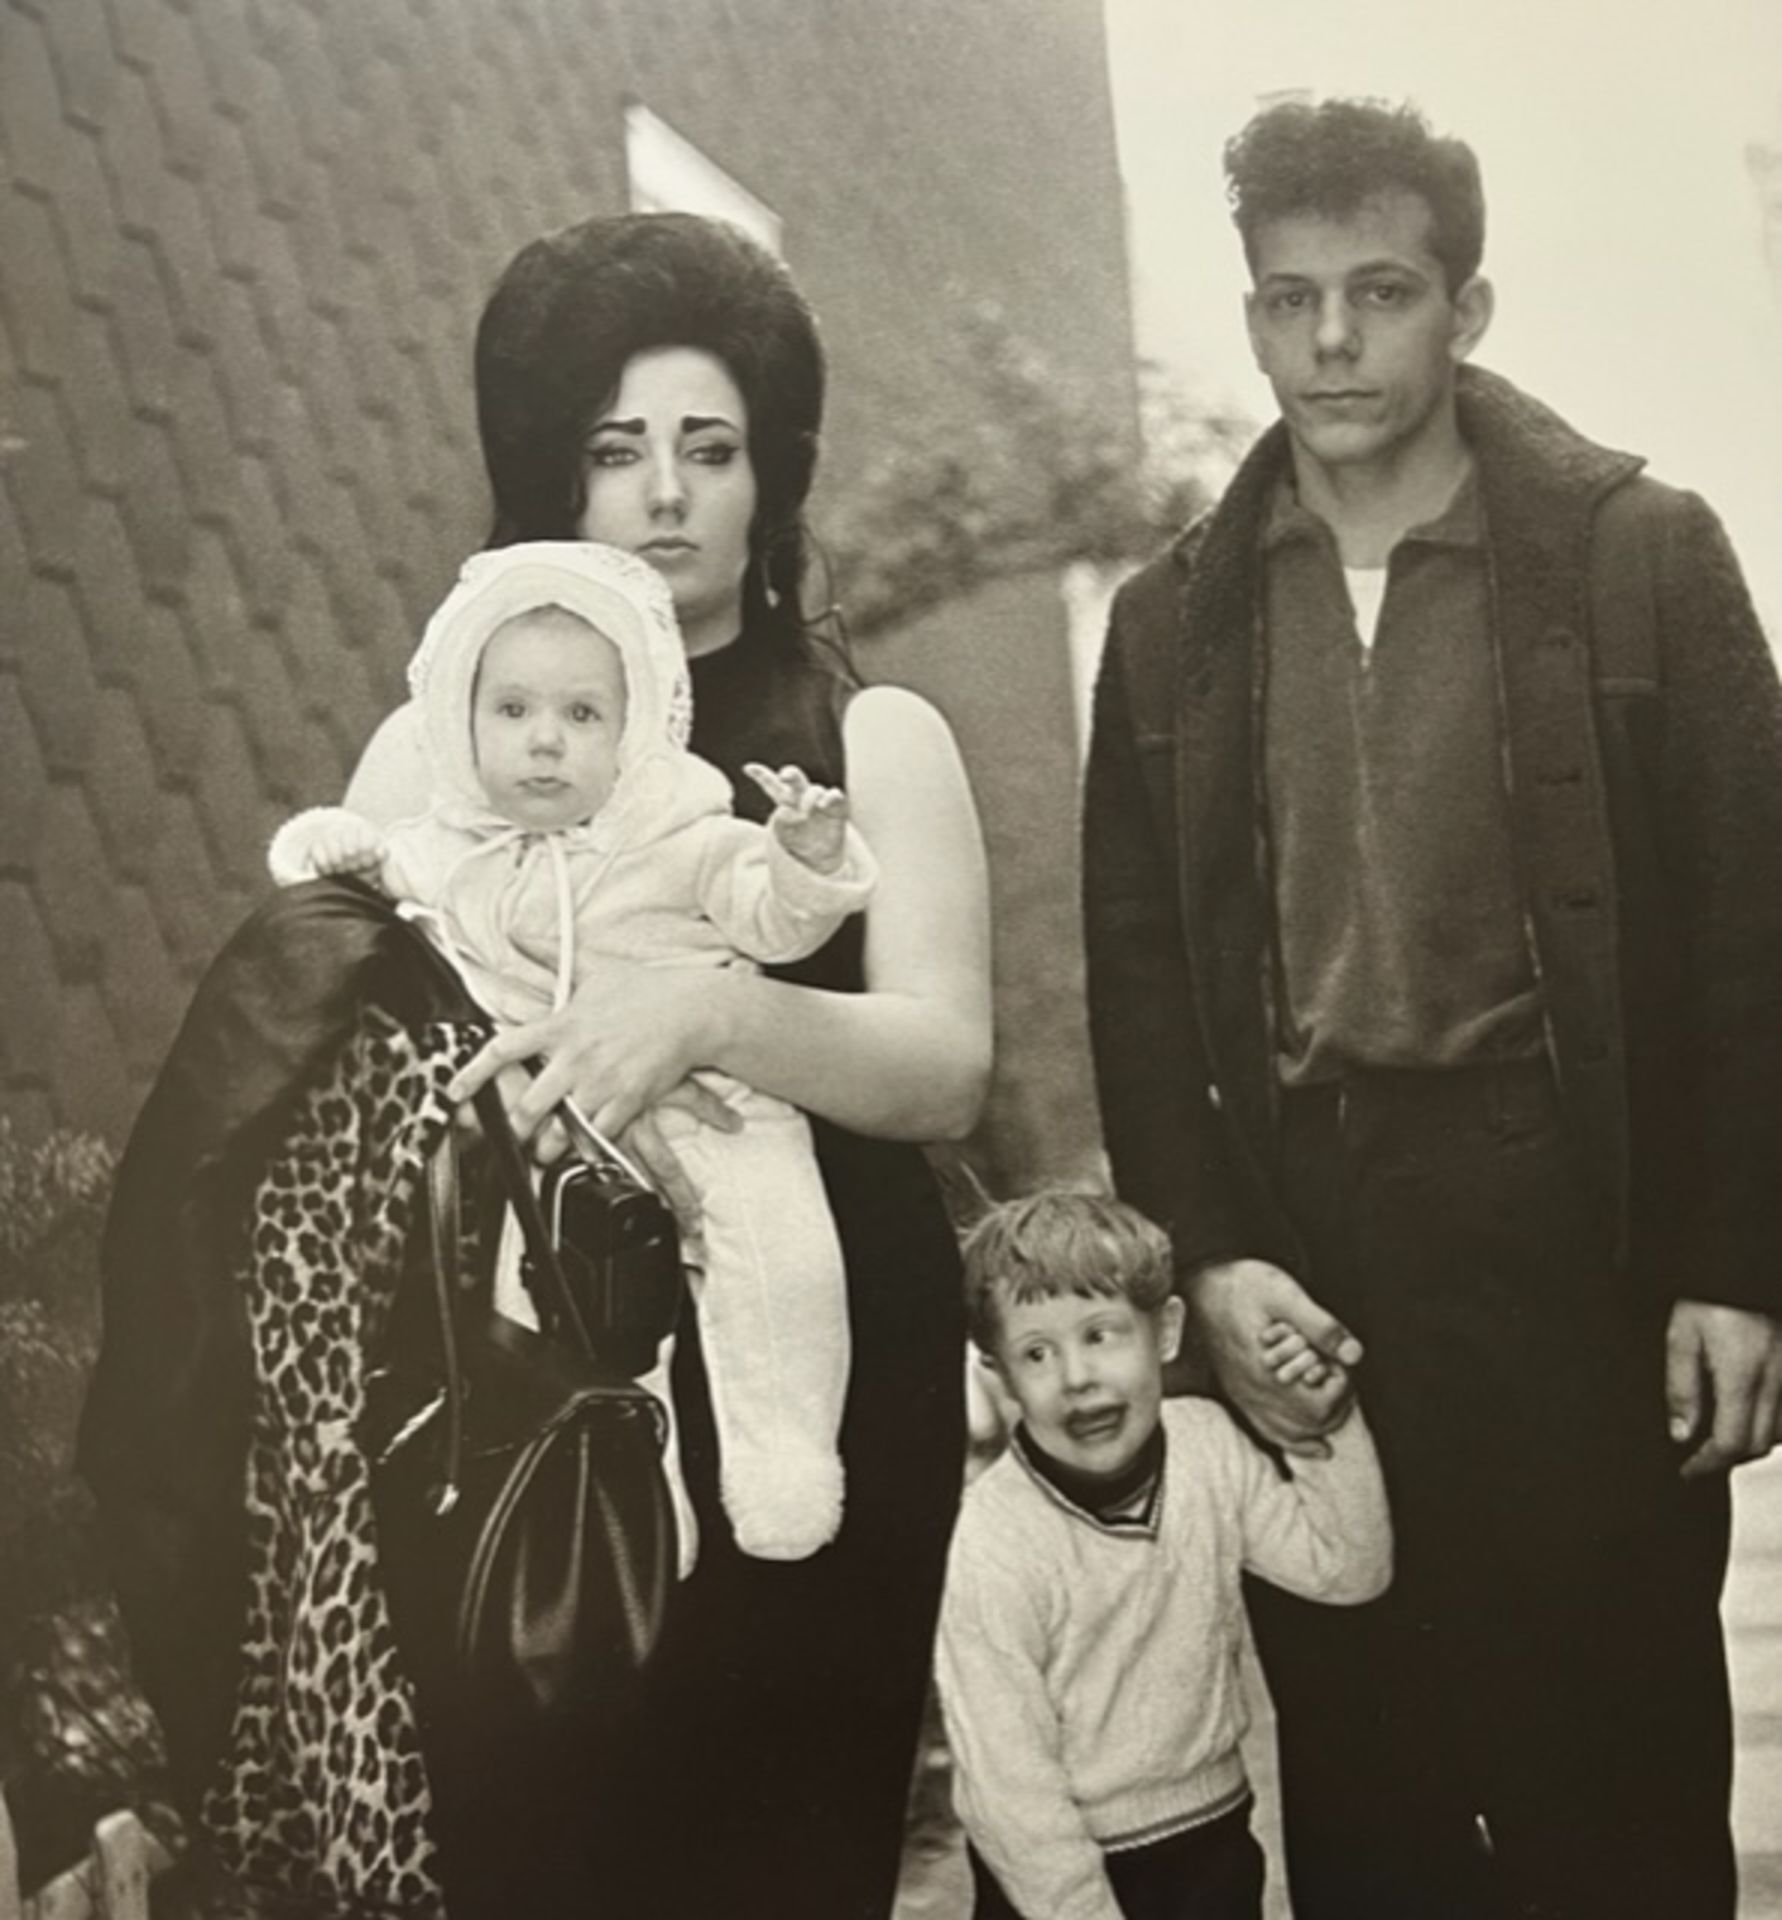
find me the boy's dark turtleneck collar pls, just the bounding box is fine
[1013,1418,1166,1526]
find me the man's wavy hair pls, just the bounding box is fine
[475,213,825,653]
[962,1191,1175,1358]
[1224,98,1486,296]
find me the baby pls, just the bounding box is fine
[270,540,877,1563]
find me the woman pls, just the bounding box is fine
[350,213,991,1918]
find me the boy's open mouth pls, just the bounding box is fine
[1064,1405,1126,1443]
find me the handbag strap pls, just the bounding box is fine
[422,1141,467,1516]
[464,1075,599,1359]
[415,1075,613,1514]
[360,889,597,1358]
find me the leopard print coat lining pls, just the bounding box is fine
[200,1009,479,1919]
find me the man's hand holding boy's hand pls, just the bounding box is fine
[746,762,850,875]
[1261,1317,1339,1389]
[1259,1318,1357,1435]
[1189,1258,1363,1455]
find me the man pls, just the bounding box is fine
[1083,97,1782,1920]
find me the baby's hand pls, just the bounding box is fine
[1259,1317,1339,1391]
[305,818,388,879]
[744,762,850,875]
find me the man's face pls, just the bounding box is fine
[992,1289,1185,1482]
[1244,188,1491,476]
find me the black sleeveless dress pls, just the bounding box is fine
[595,631,968,1918]
[82,634,966,1920]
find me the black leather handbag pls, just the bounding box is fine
[364,1071,679,1737]
[531,1133,683,1379]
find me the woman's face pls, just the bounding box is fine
[577,346,757,657]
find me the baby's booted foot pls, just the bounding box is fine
[721,1441,845,1561]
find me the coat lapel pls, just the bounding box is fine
[1169,370,1642,1233]
[1173,426,1289,1160]
[1459,368,1642,1238]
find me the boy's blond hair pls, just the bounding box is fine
[962,1190,1174,1356]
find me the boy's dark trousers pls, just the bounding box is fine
[968,1802,1265,1919]
[1245,1058,1735,1920]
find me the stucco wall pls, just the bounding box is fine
[0,0,1135,1160]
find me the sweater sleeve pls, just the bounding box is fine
[1208,1400,1393,1604]
[692,815,878,964]
[935,1516,1126,1920]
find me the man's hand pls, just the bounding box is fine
[1665,1299,1782,1478]
[1187,1258,1363,1455]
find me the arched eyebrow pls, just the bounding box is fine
[588,412,741,436]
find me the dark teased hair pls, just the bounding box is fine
[1224,98,1486,296]
[961,1191,1174,1356]
[474,212,826,653]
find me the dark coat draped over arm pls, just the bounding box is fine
[77,880,478,1803]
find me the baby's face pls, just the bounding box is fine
[472,608,628,830]
[992,1288,1184,1482]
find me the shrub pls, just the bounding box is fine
[0,1120,183,1886]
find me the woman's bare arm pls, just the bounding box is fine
[702,685,992,1138]
[457,685,994,1145]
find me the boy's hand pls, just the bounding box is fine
[745,761,850,875]
[306,818,387,879]
[1260,1317,1337,1389]
[1258,1318,1357,1440]
[1188,1258,1362,1455]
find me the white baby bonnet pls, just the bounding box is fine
[407,538,695,837]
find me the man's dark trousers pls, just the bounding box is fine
[1244,1057,1735,1920]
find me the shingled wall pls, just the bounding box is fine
[0,0,1135,1163]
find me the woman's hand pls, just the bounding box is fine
[454,1075,728,1243]
[612,1103,711,1236]
[447,961,740,1146]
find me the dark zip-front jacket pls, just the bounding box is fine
[1084,365,1782,1315]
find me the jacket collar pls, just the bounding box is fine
[1163,365,1645,1176]
[1173,364,1643,654]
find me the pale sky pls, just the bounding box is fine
[1104,0,1782,633]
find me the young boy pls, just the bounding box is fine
[268,539,875,1564]
[936,1191,1391,1920]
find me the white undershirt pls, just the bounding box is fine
[1344,566,1389,653]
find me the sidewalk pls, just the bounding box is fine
[1728,1450,1782,1917]
[896,1449,1782,1919]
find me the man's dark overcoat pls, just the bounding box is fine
[1085,365,1782,1320]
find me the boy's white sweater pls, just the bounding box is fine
[936,1397,1391,1920]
